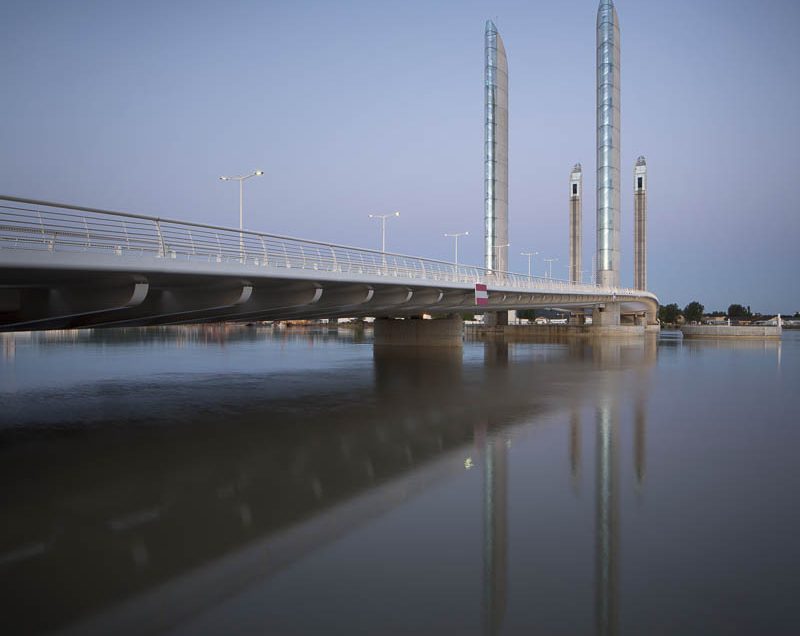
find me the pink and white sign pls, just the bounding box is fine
[474,283,488,306]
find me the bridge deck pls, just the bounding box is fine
[0,196,657,330]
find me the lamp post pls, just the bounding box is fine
[490,243,511,273]
[219,170,264,231]
[444,231,469,265]
[567,266,587,283]
[220,170,264,259]
[369,212,400,252]
[544,257,558,279]
[520,251,539,277]
[491,243,510,272]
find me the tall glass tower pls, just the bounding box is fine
[484,20,508,274]
[596,0,621,288]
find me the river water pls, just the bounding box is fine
[1,327,798,635]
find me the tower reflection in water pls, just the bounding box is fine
[479,342,509,636]
[476,337,656,636]
[593,338,655,636]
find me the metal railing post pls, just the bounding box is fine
[122,220,130,252]
[155,219,166,257]
[36,210,45,244]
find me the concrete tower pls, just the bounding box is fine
[484,20,509,274]
[596,0,621,288]
[569,164,583,284]
[634,156,647,290]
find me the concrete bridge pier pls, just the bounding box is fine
[373,315,464,348]
[569,311,588,326]
[484,311,509,327]
[593,303,621,327]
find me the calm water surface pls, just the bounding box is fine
[1,327,798,635]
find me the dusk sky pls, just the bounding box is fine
[1,0,798,312]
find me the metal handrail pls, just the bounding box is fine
[0,195,656,301]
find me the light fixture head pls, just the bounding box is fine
[255,170,264,176]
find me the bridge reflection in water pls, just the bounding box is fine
[0,330,657,635]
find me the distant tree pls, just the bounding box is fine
[683,301,705,323]
[728,304,751,319]
[794,311,800,319]
[658,303,681,324]
[709,310,726,317]
[516,309,536,320]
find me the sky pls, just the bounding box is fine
[1,0,798,313]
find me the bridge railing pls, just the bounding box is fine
[0,196,653,299]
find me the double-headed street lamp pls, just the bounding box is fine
[220,170,264,232]
[491,243,510,273]
[444,231,469,265]
[520,250,539,277]
[566,265,587,283]
[369,211,400,252]
[544,257,558,279]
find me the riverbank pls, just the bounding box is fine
[680,324,781,339]
[467,323,660,340]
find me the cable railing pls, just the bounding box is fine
[0,195,654,300]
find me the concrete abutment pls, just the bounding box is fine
[373,316,464,348]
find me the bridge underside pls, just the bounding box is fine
[0,262,657,332]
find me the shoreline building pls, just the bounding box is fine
[569,164,583,284]
[596,0,621,288]
[634,156,647,290]
[484,20,509,275]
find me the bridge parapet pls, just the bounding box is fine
[0,196,656,304]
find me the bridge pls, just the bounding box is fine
[0,195,658,333]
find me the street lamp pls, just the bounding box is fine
[219,170,264,232]
[566,265,587,284]
[544,257,558,279]
[491,243,510,272]
[369,211,400,252]
[444,231,469,265]
[520,251,539,277]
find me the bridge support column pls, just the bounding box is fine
[373,316,463,348]
[593,303,620,327]
[484,311,508,327]
[569,311,587,326]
